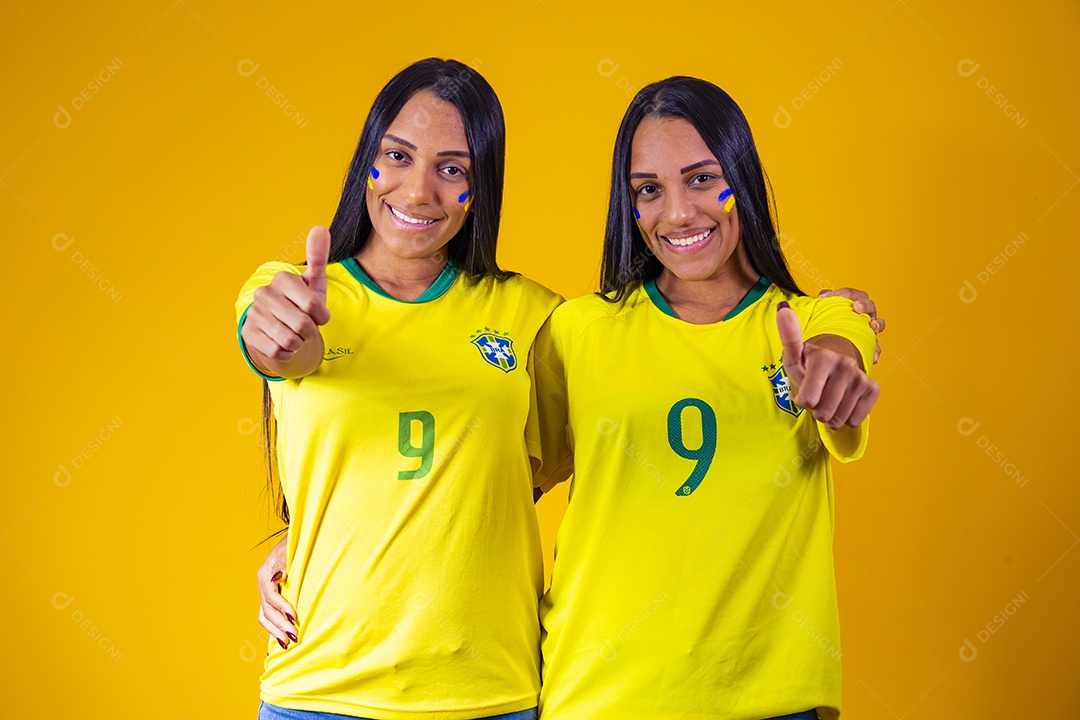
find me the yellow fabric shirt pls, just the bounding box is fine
[234,258,563,719]
[534,279,875,720]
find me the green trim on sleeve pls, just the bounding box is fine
[341,257,458,303]
[643,275,771,321]
[237,303,286,382]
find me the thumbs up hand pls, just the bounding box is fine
[301,225,330,307]
[776,301,880,431]
[241,226,333,377]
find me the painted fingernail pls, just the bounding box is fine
[287,632,298,642]
[285,613,295,624]
[777,302,790,311]
[277,638,287,649]
[271,571,283,582]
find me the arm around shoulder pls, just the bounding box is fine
[527,310,574,494]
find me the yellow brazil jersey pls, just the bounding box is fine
[233,257,563,719]
[534,278,875,720]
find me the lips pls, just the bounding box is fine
[661,227,714,249]
[386,202,439,227]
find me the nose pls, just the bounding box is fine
[663,187,695,226]
[400,165,434,206]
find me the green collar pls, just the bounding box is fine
[340,256,458,303]
[644,275,771,321]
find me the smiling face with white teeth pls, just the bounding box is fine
[629,115,757,293]
[362,90,472,266]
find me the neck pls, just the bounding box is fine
[355,234,448,302]
[655,254,760,325]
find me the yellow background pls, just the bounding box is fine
[6,0,1078,716]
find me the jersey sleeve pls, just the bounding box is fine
[804,296,877,462]
[528,311,574,493]
[234,261,302,381]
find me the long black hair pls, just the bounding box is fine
[262,58,512,529]
[600,76,803,300]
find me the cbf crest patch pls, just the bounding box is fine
[762,357,803,417]
[470,328,518,373]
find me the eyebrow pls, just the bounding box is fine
[383,133,470,160]
[630,160,721,180]
[680,159,721,174]
[383,133,417,150]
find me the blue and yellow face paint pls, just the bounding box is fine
[718,188,735,213]
[459,190,472,213]
[633,207,641,220]
[367,166,380,190]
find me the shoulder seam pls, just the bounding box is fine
[555,294,642,348]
